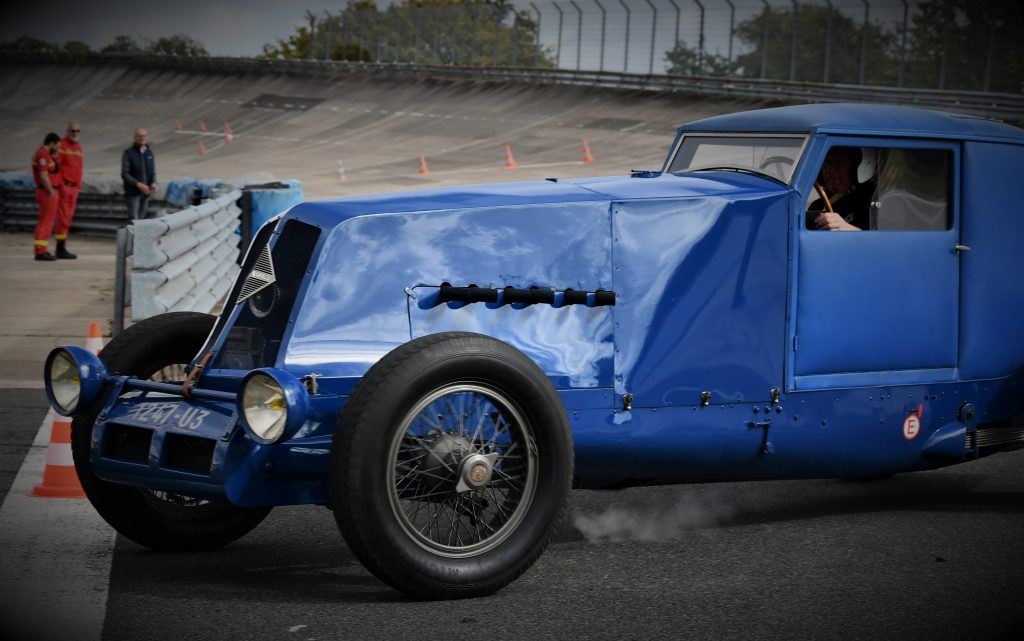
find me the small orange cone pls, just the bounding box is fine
[198,140,208,158]
[337,159,347,182]
[31,415,85,498]
[85,321,103,355]
[224,121,234,144]
[199,119,208,133]
[175,120,183,131]
[504,144,518,169]
[581,139,595,163]
[418,152,430,175]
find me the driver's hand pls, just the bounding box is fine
[815,211,860,231]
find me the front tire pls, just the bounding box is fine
[71,312,272,552]
[330,332,573,599]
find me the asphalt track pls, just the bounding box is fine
[2,388,1023,641]
[0,60,769,200]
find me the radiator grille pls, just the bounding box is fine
[211,219,320,370]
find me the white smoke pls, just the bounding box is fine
[573,493,734,543]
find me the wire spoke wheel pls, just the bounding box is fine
[331,332,573,599]
[388,384,537,557]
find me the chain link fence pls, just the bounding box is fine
[296,0,1020,94]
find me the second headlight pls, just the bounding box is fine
[239,369,307,444]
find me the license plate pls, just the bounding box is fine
[120,400,228,433]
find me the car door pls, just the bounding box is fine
[792,137,961,389]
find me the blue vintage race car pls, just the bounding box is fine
[45,103,1024,599]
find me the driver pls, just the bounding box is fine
[809,146,876,231]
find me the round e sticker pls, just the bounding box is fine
[903,414,921,440]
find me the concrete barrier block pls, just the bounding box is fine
[130,271,169,321]
[156,271,196,311]
[131,219,171,269]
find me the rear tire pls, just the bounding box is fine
[71,312,272,552]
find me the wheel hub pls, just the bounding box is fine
[456,452,499,493]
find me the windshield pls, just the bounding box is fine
[666,135,807,184]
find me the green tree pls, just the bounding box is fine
[0,36,60,53]
[101,35,143,53]
[63,40,93,54]
[905,0,1024,92]
[262,0,552,68]
[146,35,208,56]
[664,42,733,77]
[732,5,900,85]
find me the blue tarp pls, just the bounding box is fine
[165,178,226,207]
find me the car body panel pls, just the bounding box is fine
[56,103,1024,506]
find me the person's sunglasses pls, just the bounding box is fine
[69,129,80,133]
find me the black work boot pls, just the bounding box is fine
[35,252,57,261]
[56,242,77,259]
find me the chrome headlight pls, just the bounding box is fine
[239,369,307,444]
[44,346,109,416]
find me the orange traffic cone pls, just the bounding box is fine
[175,120,183,131]
[85,321,103,354]
[198,140,208,158]
[337,159,348,182]
[504,144,518,169]
[199,119,208,133]
[418,152,430,175]
[31,415,84,498]
[581,139,595,163]
[224,121,234,144]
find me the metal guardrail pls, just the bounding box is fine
[4,52,1023,123]
[0,189,161,234]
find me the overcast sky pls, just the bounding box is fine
[0,0,382,57]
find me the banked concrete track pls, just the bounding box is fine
[0,59,774,199]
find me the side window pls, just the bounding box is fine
[807,146,951,231]
[874,148,951,231]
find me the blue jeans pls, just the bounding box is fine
[126,194,150,220]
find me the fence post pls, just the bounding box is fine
[616,0,631,73]
[898,0,908,87]
[377,10,384,62]
[323,11,333,61]
[570,0,583,71]
[823,0,832,83]
[983,21,996,92]
[552,2,564,69]
[790,1,798,81]
[760,0,770,79]
[530,2,541,68]
[859,0,869,85]
[644,0,657,75]
[493,5,501,67]
[414,7,421,63]
[113,226,131,337]
[595,0,607,72]
[693,0,705,75]
[725,0,735,70]
[306,11,316,61]
[939,6,951,89]
[450,6,458,65]
[395,6,402,62]
[471,6,480,65]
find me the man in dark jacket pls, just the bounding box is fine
[121,128,157,220]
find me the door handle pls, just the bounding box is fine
[954,244,971,255]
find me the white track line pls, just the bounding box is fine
[0,409,116,641]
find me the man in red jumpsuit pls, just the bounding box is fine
[32,133,62,261]
[54,121,83,259]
